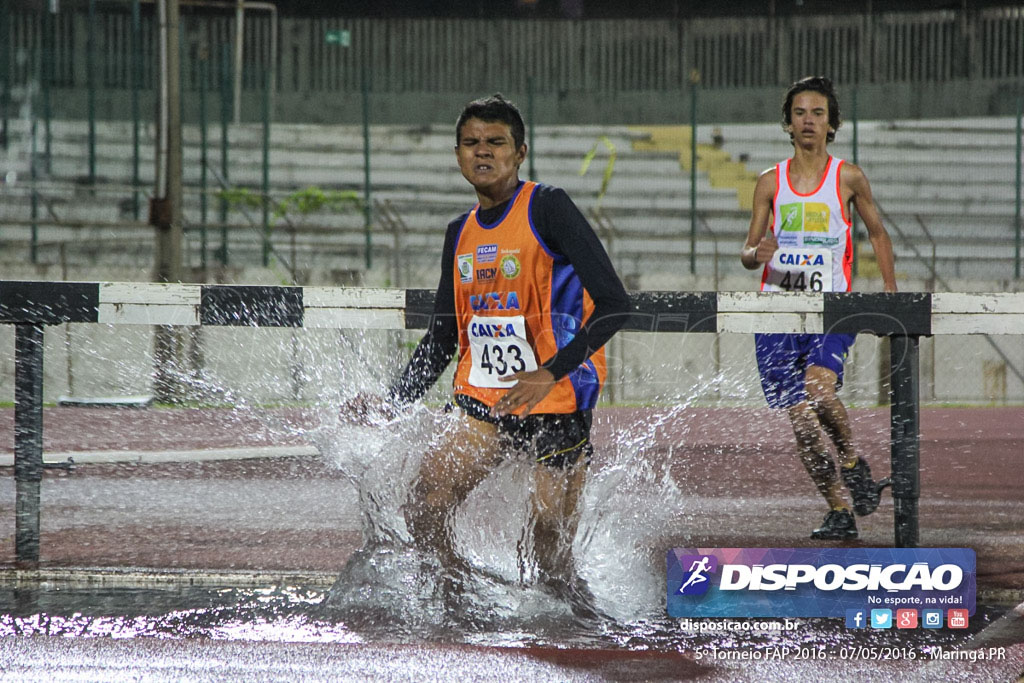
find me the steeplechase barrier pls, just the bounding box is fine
[2,281,1023,564]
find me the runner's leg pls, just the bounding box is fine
[788,401,847,510]
[405,413,501,573]
[806,364,857,469]
[531,462,587,585]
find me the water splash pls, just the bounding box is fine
[308,377,713,636]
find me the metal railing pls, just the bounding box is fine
[880,203,1024,393]
[3,7,1024,98]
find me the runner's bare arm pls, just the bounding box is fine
[741,169,778,270]
[846,164,898,292]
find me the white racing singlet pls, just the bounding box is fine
[762,156,853,293]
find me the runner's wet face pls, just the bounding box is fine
[456,118,527,205]
[788,91,832,145]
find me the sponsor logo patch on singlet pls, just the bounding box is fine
[500,254,521,280]
[457,254,473,283]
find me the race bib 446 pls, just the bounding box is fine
[763,248,832,292]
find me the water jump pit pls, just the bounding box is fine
[1,404,1023,680]
[0,568,1021,681]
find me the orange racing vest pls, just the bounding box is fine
[451,181,606,414]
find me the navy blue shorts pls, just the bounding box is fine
[754,333,856,409]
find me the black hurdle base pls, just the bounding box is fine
[889,335,921,548]
[14,323,44,566]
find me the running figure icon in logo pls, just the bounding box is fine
[677,555,718,596]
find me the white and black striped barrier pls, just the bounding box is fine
[3,280,1024,561]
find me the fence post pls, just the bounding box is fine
[0,0,10,151]
[689,69,699,276]
[30,113,38,264]
[14,324,44,567]
[199,53,208,270]
[42,7,53,175]
[889,334,920,548]
[233,0,244,125]
[86,0,96,184]
[527,74,536,182]
[362,63,372,270]
[261,65,271,267]
[219,41,231,265]
[1015,96,1021,280]
[131,0,142,220]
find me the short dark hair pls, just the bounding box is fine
[782,76,841,143]
[455,93,526,150]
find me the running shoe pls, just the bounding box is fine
[810,509,858,540]
[841,457,886,516]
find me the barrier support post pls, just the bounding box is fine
[14,324,44,566]
[361,64,372,270]
[889,334,920,548]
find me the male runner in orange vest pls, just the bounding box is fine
[350,94,630,617]
[741,77,897,541]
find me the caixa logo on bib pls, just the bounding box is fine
[778,252,826,266]
[667,548,976,618]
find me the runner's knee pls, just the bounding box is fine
[805,366,839,404]
[788,404,820,441]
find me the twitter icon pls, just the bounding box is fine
[870,609,893,629]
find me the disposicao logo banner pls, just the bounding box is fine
[667,548,976,618]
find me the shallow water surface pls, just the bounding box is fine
[0,581,1008,656]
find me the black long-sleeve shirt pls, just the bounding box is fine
[388,182,632,408]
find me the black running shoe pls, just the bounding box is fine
[841,457,884,516]
[810,509,858,540]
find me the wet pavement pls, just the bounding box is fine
[0,405,1022,680]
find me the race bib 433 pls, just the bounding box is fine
[467,314,538,388]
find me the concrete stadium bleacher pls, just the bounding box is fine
[0,120,738,284]
[0,116,1019,287]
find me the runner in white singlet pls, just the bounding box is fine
[740,77,898,542]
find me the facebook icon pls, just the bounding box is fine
[845,609,866,629]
